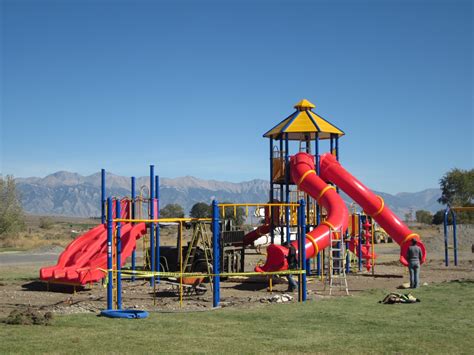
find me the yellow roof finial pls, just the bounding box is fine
[294,99,316,110]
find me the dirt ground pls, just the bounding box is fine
[0,224,472,317]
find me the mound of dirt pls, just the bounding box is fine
[4,308,53,326]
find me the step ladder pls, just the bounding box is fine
[182,223,213,289]
[324,228,349,296]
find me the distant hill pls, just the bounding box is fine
[15,171,443,219]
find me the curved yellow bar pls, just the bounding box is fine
[317,185,336,202]
[305,234,319,255]
[320,220,335,230]
[400,233,420,246]
[297,169,316,186]
[372,195,385,217]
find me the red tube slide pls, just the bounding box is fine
[256,153,349,272]
[319,152,426,265]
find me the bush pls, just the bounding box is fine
[0,175,25,238]
[39,217,54,229]
[160,204,185,218]
[415,210,433,224]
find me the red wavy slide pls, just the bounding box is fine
[40,223,146,285]
[319,152,426,265]
[256,153,349,272]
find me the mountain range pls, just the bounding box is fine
[15,171,444,219]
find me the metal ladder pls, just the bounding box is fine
[325,228,349,295]
[182,223,213,291]
[183,223,212,272]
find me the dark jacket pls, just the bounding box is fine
[287,244,298,270]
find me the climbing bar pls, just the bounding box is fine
[451,206,474,212]
[371,195,385,217]
[100,268,307,280]
[114,218,212,223]
[218,203,299,208]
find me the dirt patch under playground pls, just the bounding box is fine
[0,226,472,317]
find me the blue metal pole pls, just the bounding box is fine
[453,211,458,266]
[443,208,449,266]
[334,136,340,195]
[212,200,220,308]
[279,138,284,244]
[115,200,122,310]
[269,137,274,244]
[149,165,155,286]
[285,133,290,244]
[106,197,113,310]
[155,175,160,282]
[101,169,106,224]
[300,200,307,302]
[131,177,136,282]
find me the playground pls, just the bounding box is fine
[1,99,473,318]
[1,98,472,354]
[0,229,473,316]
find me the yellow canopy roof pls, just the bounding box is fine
[263,99,345,140]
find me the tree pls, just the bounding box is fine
[159,203,184,218]
[438,168,474,206]
[221,201,245,226]
[404,210,412,223]
[189,202,212,218]
[438,168,474,224]
[0,175,25,237]
[415,210,433,224]
[432,210,447,225]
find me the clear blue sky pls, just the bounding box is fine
[1,0,472,194]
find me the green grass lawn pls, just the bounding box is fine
[1,280,473,354]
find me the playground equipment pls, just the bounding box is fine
[443,206,474,266]
[39,97,427,313]
[256,99,426,276]
[107,200,308,310]
[39,199,147,285]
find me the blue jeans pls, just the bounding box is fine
[286,274,298,291]
[408,263,420,288]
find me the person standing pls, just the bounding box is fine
[406,239,423,288]
[285,243,298,292]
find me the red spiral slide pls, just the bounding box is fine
[319,152,426,265]
[255,152,349,272]
[255,151,426,273]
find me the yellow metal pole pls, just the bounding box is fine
[371,219,375,276]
